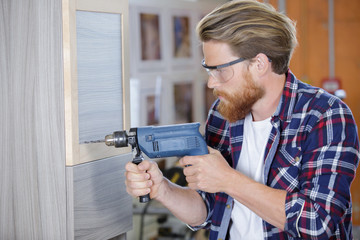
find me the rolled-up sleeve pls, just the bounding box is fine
[188,190,215,231]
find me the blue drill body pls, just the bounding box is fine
[136,122,208,158]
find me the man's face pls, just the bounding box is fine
[203,41,264,122]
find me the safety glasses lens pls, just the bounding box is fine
[206,67,234,83]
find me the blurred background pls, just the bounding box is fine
[127,0,360,239]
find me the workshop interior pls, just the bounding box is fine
[1,0,360,239]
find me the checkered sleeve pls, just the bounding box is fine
[284,99,360,238]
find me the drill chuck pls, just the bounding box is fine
[105,131,128,148]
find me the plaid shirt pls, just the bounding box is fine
[192,70,359,239]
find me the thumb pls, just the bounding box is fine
[137,160,151,171]
[139,160,161,175]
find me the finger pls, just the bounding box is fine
[126,177,153,190]
[179,156,193,167]
[185,174,198,184]
[125,162,140,172]
[182,165,197,177]
[186,181,199,190]
[147,160,160,173]
[125,175,153,197]
[125,171,150,181]
[126,185,151,197]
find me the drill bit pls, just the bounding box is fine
[82,139,105,144]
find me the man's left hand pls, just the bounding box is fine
[179,146,233,193]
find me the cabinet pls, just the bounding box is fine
[0,0,132,239]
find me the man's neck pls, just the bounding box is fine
[251,73,286,121]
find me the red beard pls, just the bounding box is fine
[214,72,264,122]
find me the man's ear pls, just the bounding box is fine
[255,53,271,75]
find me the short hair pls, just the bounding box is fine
[196,0,297,74]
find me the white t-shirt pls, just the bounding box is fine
[229,113,272,240]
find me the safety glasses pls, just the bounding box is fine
[201,58,246,83]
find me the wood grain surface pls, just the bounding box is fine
[76,10,123,144]
[0,0,67,238]
[67,154,133,240]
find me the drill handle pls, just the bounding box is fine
[132,154,151,203]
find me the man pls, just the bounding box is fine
[125,0,360,239]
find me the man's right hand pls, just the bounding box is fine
[125,159,208,227]
[125,160,164,200]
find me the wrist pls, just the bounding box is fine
[153,177,170,203]
[223,168,249,196]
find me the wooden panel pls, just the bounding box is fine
[66,154,133,240]
[333,0,360,225]
[76,10,123,143]
[63,0,131,166]
[286,0,360,225]
[0,0,67,238]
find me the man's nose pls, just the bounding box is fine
[207,75,220,89]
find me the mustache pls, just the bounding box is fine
[213,89,230,99]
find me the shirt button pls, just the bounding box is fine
[226,204,231,209]
[295,157,300,162]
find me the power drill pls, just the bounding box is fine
[104,122,208,202]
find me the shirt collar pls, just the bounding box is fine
[272,69,298,122]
